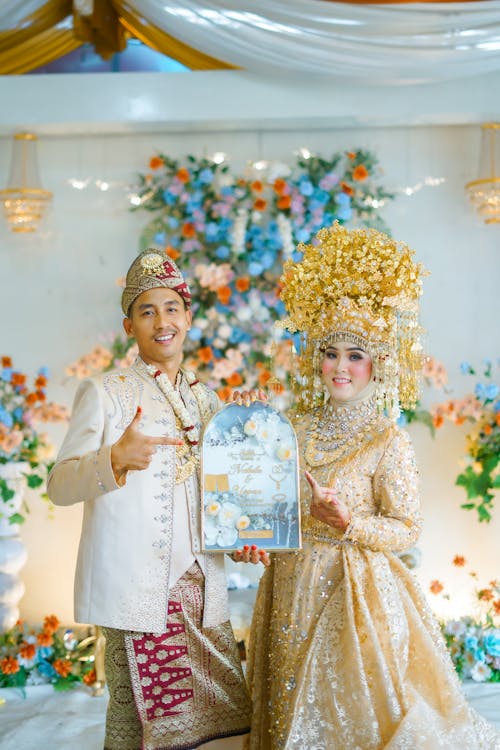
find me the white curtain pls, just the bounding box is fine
[121,0,500,82]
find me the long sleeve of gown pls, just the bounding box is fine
[47,379,119,506]
[343,428,423,553]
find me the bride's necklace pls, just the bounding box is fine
[305,396,381,468]
[144,363,210,484]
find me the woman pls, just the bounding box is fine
[245,223,500,749]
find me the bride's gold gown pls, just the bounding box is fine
[245,401,500,750]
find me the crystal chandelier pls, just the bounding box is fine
[465,123,500,225]
[0,133,52,233]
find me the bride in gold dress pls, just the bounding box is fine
[245,223,500,750]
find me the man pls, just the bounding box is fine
[48,249,266,750]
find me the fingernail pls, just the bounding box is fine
[243,545,250,551]
[258,549,265,556]
[251,545,258,551]
[137,406,142,413]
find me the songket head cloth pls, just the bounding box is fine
[278,221,428,420]
[121,249,192,315]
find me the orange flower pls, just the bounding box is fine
[453,555,466,567]
[43,614,60,634]
[496,412,500,426]
[19,642,36,660]
[347,151,356,160]
[432,414,444,429]
[26,392,38,405]
[35,375,47,388]
[1,656,20,675]
[253,198,267,212]
[235,277,250,293]
[197,347,213,364]
[483,424,492,435]
[37,631,54,647]
[429,580,444,595]
[165,245,181,260]
[36,390,46,402]
[478,588,494,602]
[273,178,287,195]
[176,168,190,183]
[258,370,272,387]
[227,372,243,387]
[2,356,12,367]
[53,658,72,677]
[352,164,369,181]
[11,373,26,386]
[340,181,354,196]
[250,180,263,192]
[83,669,97,685]
[217,386,232,401]
[277,195,292,210]
[149,156,164,170]
[181,222,196,238]
[217,286,232,305]
[493,599,500,616]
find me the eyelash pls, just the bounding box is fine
[325,352,363,361]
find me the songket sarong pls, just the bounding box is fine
[103,564,251,750]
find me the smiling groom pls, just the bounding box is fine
[47,249,252,750]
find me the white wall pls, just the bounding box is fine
[0,74,498,626]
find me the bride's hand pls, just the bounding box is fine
[230,389,267,407]
[230,545,271,567]
[304,470,351,532]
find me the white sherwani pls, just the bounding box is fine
[47,358,229,633]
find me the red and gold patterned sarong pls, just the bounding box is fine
[103,564,251,750]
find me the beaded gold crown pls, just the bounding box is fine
[278,222,428,418]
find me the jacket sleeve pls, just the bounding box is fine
[343,428,422,553]
[46,379,119,506]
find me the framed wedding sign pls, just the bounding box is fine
[201,400,301,552]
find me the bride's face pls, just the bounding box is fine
[320,341,373,402]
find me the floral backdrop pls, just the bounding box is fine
[67,149,393,400]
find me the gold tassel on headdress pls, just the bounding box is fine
[277,222,428,420]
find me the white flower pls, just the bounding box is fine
[218,502,242,527]
[206,501,221,517]
[243,419,258,436]
[276,444,295,461]
[217,324,232,339]
[236,515,251,530]
[470,661,492,682]
[444,620,467,638]
[217,526,238,547]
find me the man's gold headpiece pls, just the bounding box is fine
[278,222,428,419]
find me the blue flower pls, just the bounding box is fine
[205,222,219,241]
[397,413,408,427]
[154,231,166,245]
[485,384,499,400]
[167,217,179,229]
[37,659,56,679]
[215,245,230,259]
[337,206,353,221]
[460,361,472,374]
[296,228,310,243]
[464,634,479,651]
[299,180,314,197]
[12,407,23,421]
[261,252,275,270]
[474,383,486,400]
[37,646,54,660]
[483,629,500,657]
[1,368,12,382]
[38,366,50,378]
[221,186,234,197]
[199,168,214,184]
[337,193,351,207]
[163,191,177,206]
[0,407,13,429]
[188,327,203,341]
[248,262,263,276]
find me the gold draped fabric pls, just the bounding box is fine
[0,0,235,74]
[244,408,500,750]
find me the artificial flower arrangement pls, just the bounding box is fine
[430,360,500,523]
[429,556,500,683]
[66,149,393,397]
[0,615,96,692]
[399,355,449,435]
[0,357,69,524]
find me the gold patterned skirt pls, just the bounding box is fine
[103,563,251,750]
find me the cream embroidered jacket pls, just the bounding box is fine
[47,359,229,633]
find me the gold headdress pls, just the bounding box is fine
[278,222,427,419]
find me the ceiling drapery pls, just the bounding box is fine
[0,0,499,81]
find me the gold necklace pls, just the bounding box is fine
[174,416,200,484]
[305,397,382,468]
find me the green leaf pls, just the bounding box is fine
[26,474,44,489]
[8,513,25,525]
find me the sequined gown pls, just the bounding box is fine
[245,399,500,750]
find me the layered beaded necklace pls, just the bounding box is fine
[144,363,210,484]
[305,396,383,468]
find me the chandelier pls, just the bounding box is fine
[465,123,500,225]
[0,133,52,233]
